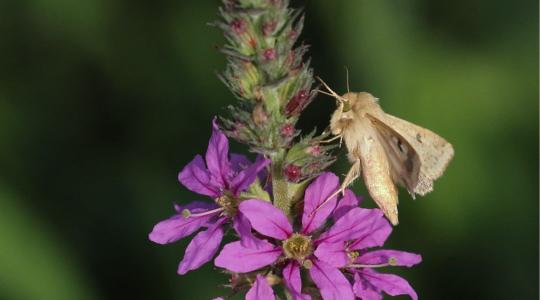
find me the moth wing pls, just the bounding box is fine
[354,118,399,225]
[367,113,454,196]
[365,113,422,196]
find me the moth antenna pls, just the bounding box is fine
[315,76,347,103]
[344,66,350,93]
[314,89,337,98]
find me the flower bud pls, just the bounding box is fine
[283,164,302,182]
[263,48,277,61]
[280,123,295,138]
[285,90,309,116]
[230,19,247,35]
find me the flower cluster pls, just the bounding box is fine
[148,0,423,299]
[149,124,420,299]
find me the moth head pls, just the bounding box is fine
[329,97,355,135]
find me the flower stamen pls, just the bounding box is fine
[216,193,239,217]
[348,257,398,269]
[283,233,313,261]
[182,207,224,218]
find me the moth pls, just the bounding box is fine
[317,77,454,225]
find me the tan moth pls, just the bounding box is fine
[316,76,454,225]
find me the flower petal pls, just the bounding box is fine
[309,260,355,300]
[302,172,339,234]
[239,200,292,240]
[178,155,220,197]
[205,118,231,188]
[314,242,348,268]
[353,272,383,300]
[357,269,418,300]
[317,208,388,244]
[230,155,270,195]
[283,261,312,300]
[214,240,282,273]
[332,189,362,221]
[148,202,218,245]
[230,153,250,173]
[348,211,392,250]
[246,275,276,300]
[177,218,225,275]
[356,250,422,267]
[232,213,267,249]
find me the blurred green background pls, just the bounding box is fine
[0,0,537,299]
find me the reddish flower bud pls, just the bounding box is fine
[283,164,302,182]
[306,144,321,156]
[285,90,309,116]
[263,21,277,36]
[230,19,247,35]
[280,123,295,137]
[263,48,277,60]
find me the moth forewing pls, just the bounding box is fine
[357,118,400,225]
[367,113,454,196]
[367,113,422,196]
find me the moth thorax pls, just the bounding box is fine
[215,193,238,217]
[282,233,312,260]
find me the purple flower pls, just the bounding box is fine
[346,235,422,300]
[328,191,422,300]
[148,118,270,275]
[215,172,421,300]
[216,172,368,300]
[246,275,276,300]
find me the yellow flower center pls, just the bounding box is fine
[283,233,313,260]
[216,193,238,217]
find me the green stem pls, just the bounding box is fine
[270,150,290,217]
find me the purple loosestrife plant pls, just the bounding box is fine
[149,119,270,274]
[149,0,422,299]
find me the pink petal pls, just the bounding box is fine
[148,202,218,245]
[205,118,231,188]
[357,269,418,300]
[230,153,250,173]
[239,200,292,240]
[302,172,339,234]
[246,275,276,300]
[230,155,270,196]
[314,242,348,268]
[232,214,267,249]
[348,211,392,250]
[309,260,355,300]
[283,262,312,300]
[353,272,383,300]
[177,218,225,275]
[317,208,389,244]
[356,250,422,267]
[332,189,362,221]
[214,240,282,273]
[178,155,220,197]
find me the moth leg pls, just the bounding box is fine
[320,134,342,144]
[311,159,361,216]
[341,158,361,192]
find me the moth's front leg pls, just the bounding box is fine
[341,158,361,191]
[313,158,361,215]
[320,134,343,144]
